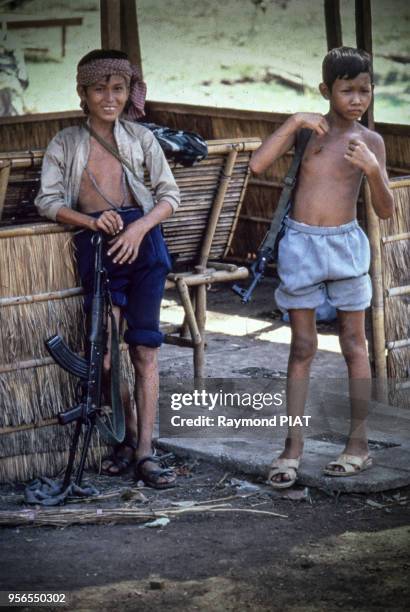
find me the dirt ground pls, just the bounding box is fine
[1,453,409,612]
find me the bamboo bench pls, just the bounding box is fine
[0,138,260,483]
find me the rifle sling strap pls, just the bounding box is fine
[85,123,141,183]
[261,128,312,252]
[95,306,125,446]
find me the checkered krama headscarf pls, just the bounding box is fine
[76,57,146,120]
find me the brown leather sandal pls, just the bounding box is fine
[101,437,138,476]
[135,455,177,489]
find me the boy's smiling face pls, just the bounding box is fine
[78,74,129,124]
[321,72,373,121]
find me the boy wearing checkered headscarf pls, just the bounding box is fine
[36,49,180,488]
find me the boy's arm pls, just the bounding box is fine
[250,113,329,174]
[344,133,394,220]
[56,206,123,235]
[141,129,180,213]
[35,135,123,235]
[107,131,179,265]
[34,134,68,222]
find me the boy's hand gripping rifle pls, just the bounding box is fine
[232,129,312,303]
[45,232,125,490]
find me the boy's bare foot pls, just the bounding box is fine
[269,438,304,486]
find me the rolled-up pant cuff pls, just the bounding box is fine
[124,328,164,348]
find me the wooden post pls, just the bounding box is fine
[193,268,207,380]
[176,279,202,345]
[100,0,143,78]
[364,182,388,401]
[100,0,122,50]
[181,288,195,340]
[199,149,238,268]
[120,0,143,77]
[355,0,381,385]
[62,24,67,57]
[355,0,374,128]
[324,0,343,50]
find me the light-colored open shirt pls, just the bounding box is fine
[35,118,180,221]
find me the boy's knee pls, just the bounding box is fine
[129,345,158,374]
[339,333,367,363]
[290,335,317,362]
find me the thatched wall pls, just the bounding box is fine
[0,228,121,482]
[378,180,410,381]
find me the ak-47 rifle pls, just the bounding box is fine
[232,128,312,304]
[45,232,125,490]
[232,244,275,304]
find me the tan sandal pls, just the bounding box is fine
[323,453,372,477]
[268,457,300,489]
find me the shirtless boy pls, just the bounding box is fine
[35,49,180,488]
[250,47,393,487]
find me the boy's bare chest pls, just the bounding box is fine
[301,133,362,181]
[78,137,128,211]
[87,139,123,182]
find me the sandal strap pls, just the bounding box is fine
[142,467,175,477]
[136,456,176,484]
[270,457,300,470]
[114,455,133,468]
[136,455,160,469]
[326,454,371,473]
[337,453,368,467]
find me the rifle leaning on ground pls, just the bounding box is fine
[45,232,125,491]
[232,129,312,303]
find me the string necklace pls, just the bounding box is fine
[85,165,131,211]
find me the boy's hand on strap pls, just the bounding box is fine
[92,210,124,236]
[294,112,329,137]
[344,138,378,175]
[107,217,148,265]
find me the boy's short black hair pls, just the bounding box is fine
[322,47,373,90]
[78,49,129,67]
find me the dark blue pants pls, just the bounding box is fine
[74,208,172,348]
